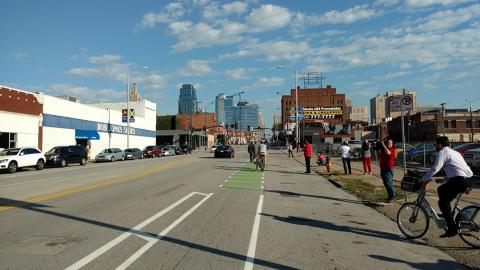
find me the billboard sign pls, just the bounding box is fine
[322,123,351,136]
[303,107,343,121]
[390,94,413,112]
[122,109,136,123]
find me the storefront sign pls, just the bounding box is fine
[97,123,135,135]
[303,107,343,121]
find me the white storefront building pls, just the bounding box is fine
[0,85,156,157]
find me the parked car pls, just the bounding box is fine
[143,145,161,158]
[452,143,480,156]
[44,145,87,167]
[180,144,192,154]
[0,147,46,173]
[463,148,480,174]
[95,148,124,162]
[161,146,175,156]
[407,142,435,162]
[214,145,235,158]
[124,148,144,160]
[171,145,183,155]
[210,145,218,153]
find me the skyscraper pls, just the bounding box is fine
[178,84,198,114]
[215,93,234,126]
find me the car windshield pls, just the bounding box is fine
[0,148,20,156]
[46,147,63,154]
[453,144,468,150]
[217,145,230,150]
[125,149,133,152]
[102,149,113,153]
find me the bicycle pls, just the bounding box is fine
[255,154,265,172]
[396,175,480,248]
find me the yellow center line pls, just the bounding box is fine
[0,158,187,212]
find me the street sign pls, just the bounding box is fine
[390,94,413,112]
[122,109,135,123]
[401,94,413,111]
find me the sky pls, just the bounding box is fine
[1,0,479,128]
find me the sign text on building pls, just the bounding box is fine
[97,123,135,135]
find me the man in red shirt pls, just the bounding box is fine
[377,139,396,202]
[304,139,312,174]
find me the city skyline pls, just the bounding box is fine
[1,1,479,129]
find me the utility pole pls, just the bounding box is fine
[126,73,130,149]
[466,99,474,142]
[440,103,446,137]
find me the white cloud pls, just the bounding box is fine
[226,68,248,80]
[48,84,124,103]
[177,60,213,76]
[323,29,347,37]
[254,76,285,87]
[374,0,400,7]
[223,1,248,15]
[381,71,412,80]
[308,5,378,25]
[14,50,29,60]
[246,4,292,32]
[415,3,480,32]
[352,81,369,87]
[170,20,247,51]
[135,2,186,30]
[406,0,473,8]
[88,54,122,64]
[221,40,311,62]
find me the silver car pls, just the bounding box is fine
[161,147,175,156]
[95,148,124,162]
[124,148,144,160]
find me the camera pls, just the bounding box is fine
[370,139,387,151]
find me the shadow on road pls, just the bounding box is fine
[260,213,427,247]
[264,189,370,205]
[1,197,299,270]
[369,254,468,270]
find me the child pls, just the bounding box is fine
[316,151,326,166]
[326,156,333,174]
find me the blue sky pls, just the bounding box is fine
[1,0,479,128]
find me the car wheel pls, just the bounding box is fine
[36,159,45,170]
[7,161,18,173]
[110,157,114,162]
[80,157,86,166]
[60,159,67,167]
[122,156,125,161]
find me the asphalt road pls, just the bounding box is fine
[0,147,468,269]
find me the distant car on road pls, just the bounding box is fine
[214,145,235,158]
[0,147,46,173]
[95,148,124,162]
[161,146,175,156]
[463,148,480,174]
[124,148,144,160]
[452,143,480,156]
[180,144,192,154]
[44,145,87,167]
[143,145,161,158]
[171,145,183,155]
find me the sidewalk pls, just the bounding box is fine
[282,150,480,269]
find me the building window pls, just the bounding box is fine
[444,120,448,128]
[477,120,480,128]
[333,138,342,143]
[466,120,472,128]
[451,120,457,128]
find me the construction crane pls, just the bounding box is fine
[226,90,245,104]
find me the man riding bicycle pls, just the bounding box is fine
[421,136,473,238]
[258,140,267,167]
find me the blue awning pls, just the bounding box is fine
[75,129,100,140]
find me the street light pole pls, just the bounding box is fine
[126,73,130,149]
[295,70,299,145]
[441,103,446,137]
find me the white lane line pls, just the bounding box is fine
[192,191,209,196]
[66,192,198,270]
[244,194,264,270]
[224,180,228,182]
[0,176,62,187]
[219,185,223,188]
[116,193,213,270]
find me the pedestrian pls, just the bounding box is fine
[304,139,312,174]
[338,142,351,174]
[316,151,326,166]
[247,140,255,162]
[361,141,372,175]
[377,139,396,202]
[287,143,293,157]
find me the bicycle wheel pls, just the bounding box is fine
[397,202,430,239]
[456,206,480,248]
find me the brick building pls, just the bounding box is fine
[388,109,480,143]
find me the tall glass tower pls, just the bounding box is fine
[178,84,198,114]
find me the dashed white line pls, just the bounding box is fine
[224,180,228,182]
[219,185,223,188]
[244,194,264,270]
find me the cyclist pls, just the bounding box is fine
[258,139,267,167]
[421,136,473,238]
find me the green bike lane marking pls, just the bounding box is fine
[221,162,264,190]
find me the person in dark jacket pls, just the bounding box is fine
[247,140,255,162]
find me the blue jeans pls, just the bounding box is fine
[380,169,395,200]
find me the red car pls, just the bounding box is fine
[143,145,161,158]
[453,143,480,156]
